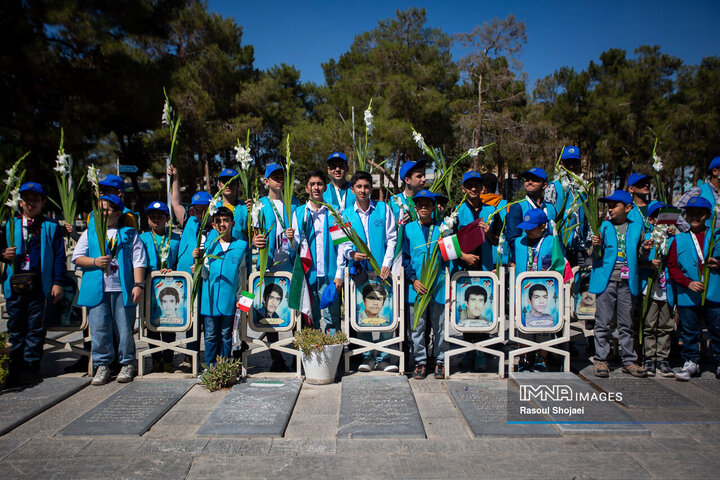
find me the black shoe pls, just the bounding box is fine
[413,364,427,379]
[434,364,445,379]
[64,356,89,373]
[19,362,42,386]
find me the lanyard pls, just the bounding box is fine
[334,185,346,211]
[268,198,286,230]
[418,220,435,252]
[22,216,35,254]
[465,200,481,221]
[151,231,169,267]
[527,236,547,271]
[691,231,705,264]
[613,224,626,262]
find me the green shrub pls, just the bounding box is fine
[199,356,241,392]
[0,332,9,388]
[293,328,348,356]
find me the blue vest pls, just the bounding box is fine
[293,204,337,285]
[342,201,389,270]
[140,230,180,271]
[232,202,249,242]
[256,196,298,269]
[177,215,200,274]
[589,219,644,296]
[77,224,138,308]
[520,197,557,225]
[2,217,59,299]
[456,201,507,271]
[700,182,717,227]
[628,201,658,232]
[513,234,556,279]
[322,182,356,211]
[404,220,446,304]
[200,238,248,317]
[672,230,720,307]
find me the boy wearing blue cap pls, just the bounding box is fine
[323,152,356,211]
[290,171,341,333]
[97,174,138,229]
[336,171,398,372]
[675,156,720,231]
[140,201,180,372]
[390,160,427,273]
[506,168,557,247]
[72,195,146,385]
[589,190,651,377]
[666,196,720,380]
[627,173,657,232]
[456,171,501,271]
[1,182,66,385]
[402,190,448,379]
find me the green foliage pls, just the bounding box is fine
[199,356,241,392]
[293,328,348,356]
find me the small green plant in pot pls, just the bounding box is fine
[293,328,348,384]
[199,356,241,392]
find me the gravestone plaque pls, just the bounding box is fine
[0,377,90,435]
[59,379,194,436]
[690,378,720,397]
[583,376,700,409]
[445,380,558,437]
[338,375,425,438]
[197,378,302,436]
[509,372,649,436]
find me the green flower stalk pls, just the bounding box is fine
[234,130,254,200]
[49,129,85,228]
[701,206,719,306]
[353,99,373,172]
[2,155,27,248]
[87,165,109,275]
[282,134,294,226]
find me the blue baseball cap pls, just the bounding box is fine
[462,171,482,185]
[145,201,169,216]
[327,152,347,163]
[434,193,449,205]
[412,189,436,204]
[264,163,283,179]
[627,172,651,187]
[399,159,427,181]
[19,182,46,197]
[599,190,633,205]
[709,156,720,172]
[521,167,548,182]
[684,196,713,211]
[561,146,580,161]
[648,201,667,218]
[517,208,548,230]
[219,168,238,181]
[100,194,125,210]
[190,191,212,206]
[99,174,125,192]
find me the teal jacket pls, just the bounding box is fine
[140,230,180,271]
[200,238,248,317]
[589,219,644,296]
[402,219,446,304]
[671,229,720,307]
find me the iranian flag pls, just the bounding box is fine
[439,234,462,261]
[289,238,313,326]
[550,237,574,283]
[329,223,350,246]
[236,291,255,313]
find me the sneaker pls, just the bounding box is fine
[533,355,548,373]
[657,360,674,378]
[593,360,610,378]
[716,365,720,380]
[622,363,648,378]
[518,356,532,372]
[413,364,427,379]
[434,364,445,379]
[178,359,193,373]
[116,364,135,383]
[91,365,111,386]
[377,361,398,373]
[675,360,699,382]
[644,360,656,377]
[358,360,376,372]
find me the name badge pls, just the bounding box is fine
[620,265,629,280]
[21,255,30,271]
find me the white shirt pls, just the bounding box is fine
[336,200,397,280]
[292,202,328,278]
[73,227,146,292]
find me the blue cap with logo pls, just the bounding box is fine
[684,196,713,211]
[648,201,667,218]
[561,146,581,161]
[100,194,125,210]
[219,168,238,180]
[462,171,482,185]
[599,190,633,205]
[99,174,125,192]
[399,159,427,181]
[191,191,212,206]
[264,163,283,179]
[19,182,46,197]
[521,167,548,182]
[145,201,170,216]
[709,156,720,172]
[517,208,548,230]
[327,152,347,163]
[628,172,652,187]
[412,189,436,204]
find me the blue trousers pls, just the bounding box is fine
[203,315,233,365]
[6,291,47,364]
[88,292,137,366]
[409,301,446,366]
[678,303,720,366]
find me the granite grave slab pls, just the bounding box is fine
[445,380,558,436]
[509,372,649,436]
[337,375,425,438]
[197,378,302,437]
[59,379,194,436]
[690,378,720,397]
[0,377,90,435]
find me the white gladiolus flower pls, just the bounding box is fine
[497,237,505,255]
[87,165,99,188]
[438,223,450,236]
[653,154,663,172]
[467,147,483,157]
[251,202,262,227]
[162,101,171,126]
[207,199,219,218]
[364,107,373,133]
[54,153,70,175]
[202,255,210,279]
[6,186,20,210]
[413,131,424,148]
[234,145,253,170]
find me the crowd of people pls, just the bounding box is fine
[3,146,720,387]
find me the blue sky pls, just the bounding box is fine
[208,1,720,89]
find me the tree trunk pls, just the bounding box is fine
[203,151,211,192]
[473,74,483,172]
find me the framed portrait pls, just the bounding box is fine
[350,272,398,332]
[47,271,87,332]
[249,271,296,332]
[515,271,564,334]
[572,269,596,321]
[451,271,499,333]
[144,271,193,332]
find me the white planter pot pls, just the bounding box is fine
[300,343,344,385]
